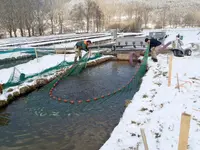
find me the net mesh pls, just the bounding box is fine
[47,47,149,103]
[3,45,149,96]
[3,52,102,89]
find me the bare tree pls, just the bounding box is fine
[95,6,104,32]
[183,13,195,27]
[167,12,174,28]
[172,14,181,28]
[84,0,94,32]
[96,0,117,28]
[0,0,15,37]
[70,0,104,32]
[134,2,143,31]
[124,1,134,20]
[143,4,152,28]
[70,3,85,32]
[24,0,36,37]
[46,0,56,34]
[54,0,71,34]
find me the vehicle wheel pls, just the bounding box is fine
[111,45,116,51]
[172,49,184,57]
[184,49,192,56]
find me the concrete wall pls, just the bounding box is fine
[117,54,129,60]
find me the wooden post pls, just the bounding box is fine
[140,128,149,150]
[168,55,173,87]
[177,73,180,92]
[64,46,67,61]
[34,48,38,62]
[98,41,100,51]
[178,113,191,150]
[54,45,57,54]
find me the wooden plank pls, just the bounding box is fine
[117,53,130,60]
[168,55,173,87]
[177,73,180,92]
[178,113,191,150]
[140,128,149,150]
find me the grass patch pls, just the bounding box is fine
[143,94,148,98]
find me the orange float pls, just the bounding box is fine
[70,101,74,104]
[78,100,82,104]
[86,99,90,102]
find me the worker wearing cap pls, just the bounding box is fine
[174,34,183,49]
[74,40,92,62]
[145,38,162,62]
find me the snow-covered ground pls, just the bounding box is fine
[0,54,72,101]
[100,28,200,150]
[0,54,77,84]
[100,53,200,150]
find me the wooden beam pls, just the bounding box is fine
[168,55,173,87]
[177,73,180,92]
[178,113,191,150]
[140,128,149,150]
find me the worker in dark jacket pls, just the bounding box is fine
[145,38,162,62]
[145,38,162,52]
[74,40,92,62]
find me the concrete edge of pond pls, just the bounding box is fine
[0,56,115,109]
[0,55,36,64]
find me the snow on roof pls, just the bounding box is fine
[0,33,107,48]
[47,36,113,48]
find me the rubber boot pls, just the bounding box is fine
[74,57,77,63]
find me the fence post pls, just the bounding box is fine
[178,113,191,150]
[54,45,57,54]
[168,55,173,87]
[140,128,149,150]
[64,46,67,61]
[176,73,180,92]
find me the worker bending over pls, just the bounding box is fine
[74,40,92,62]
